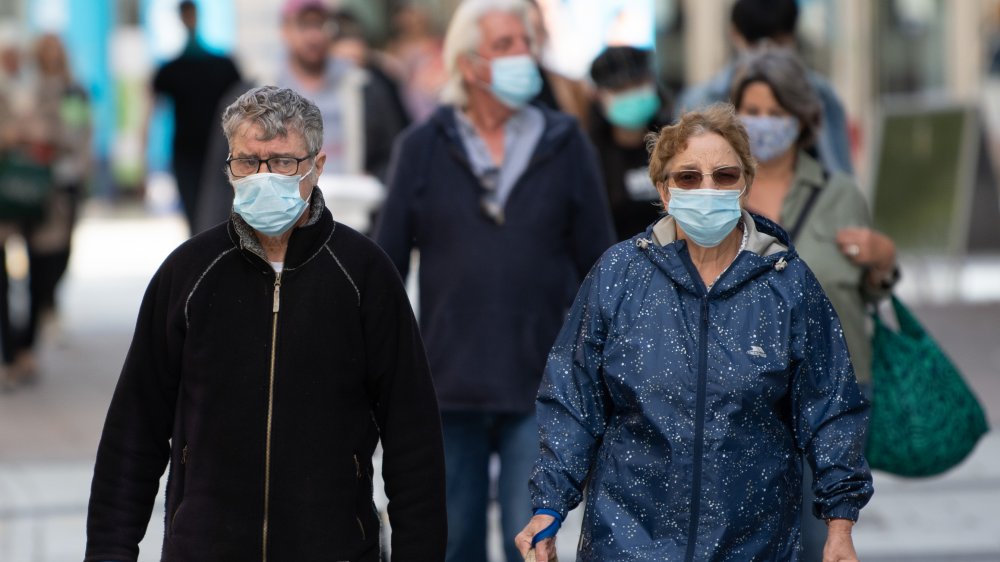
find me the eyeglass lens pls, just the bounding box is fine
[669,166,742,189]
[229,157,305,177]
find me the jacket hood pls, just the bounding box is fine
[429,104,579,167]
[636,210,795,297]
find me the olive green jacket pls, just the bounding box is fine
[779,152,887,385]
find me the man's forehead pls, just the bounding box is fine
[230,125,304,151]
[478,10,525,37]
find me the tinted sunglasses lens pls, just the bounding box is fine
[713,167,742,187]
[671,171,703,189]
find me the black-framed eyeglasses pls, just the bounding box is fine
[226,154,315,178]
[666,165,743,189]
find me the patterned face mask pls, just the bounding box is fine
[740,115,799,163]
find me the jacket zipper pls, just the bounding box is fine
[684,296,710,562]
[262,272,281,562]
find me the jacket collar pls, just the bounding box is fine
[793,149,827,190]
[229,187,334,271]
[640,211,795,296]
[430,103,577,168]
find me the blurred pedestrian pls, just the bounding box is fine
[85,85,447,561]
[150,0,242,233]
[0,33,91,391]
[587,45,673,240]
[674,0,854,175]
[374,1,614,560]
[385,4,448,122]
[279,0,407,183]
[516,104,872,562]
[731,47,897,560]
[330,8,412,131]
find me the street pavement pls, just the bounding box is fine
[0,202,997,561]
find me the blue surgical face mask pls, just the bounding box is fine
[486,54,542,109]
[605,84,661,129]
[740,115,799,163]
[232,166,312,237]
[667,187,745,248]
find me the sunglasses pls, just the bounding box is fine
[666,166,743,189]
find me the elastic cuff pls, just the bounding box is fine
[531,508,563,546]
[820,505,860,522]
[533,507,563,522]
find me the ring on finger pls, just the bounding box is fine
[847,244,860,257]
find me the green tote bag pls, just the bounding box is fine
[866,295,989,477]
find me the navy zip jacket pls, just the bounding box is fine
[85,192,446,561]
[375,105,615,413]
[530,212,873,561]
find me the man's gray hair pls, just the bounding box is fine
[440,0,534,107]
[221,85,324,156]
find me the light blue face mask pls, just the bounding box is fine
[667,187,745,248]
[740,115,799,163]
[232,166,312,237]
[487,54,542,109]
[605,84,661,129]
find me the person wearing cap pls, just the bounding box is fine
[85,86,446,561]
[374,1,614,561]
[587,45,673,241]
[278,0,407,183]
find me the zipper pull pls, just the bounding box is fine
[181,445,188,464]
[272,273,282,313]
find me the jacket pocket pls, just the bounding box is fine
[168,444,189,537]
[353,452,379,543]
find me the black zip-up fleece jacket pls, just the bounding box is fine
[85,191,446,561]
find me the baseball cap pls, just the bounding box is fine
[282,0,331,19]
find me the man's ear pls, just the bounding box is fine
[457,53,479,85]
[313,151,327,179]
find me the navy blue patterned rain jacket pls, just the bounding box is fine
[530,212,873,561]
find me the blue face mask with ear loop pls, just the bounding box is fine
[480,54,543,109]
[667,186,746,248]
[604,84,661,129]
[231,165,313,237]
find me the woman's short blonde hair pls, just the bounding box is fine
[646,103,756,192]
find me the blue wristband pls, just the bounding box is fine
[531,508,563,546]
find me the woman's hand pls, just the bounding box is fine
[823,518,859,562]
[836,227,897,288]
[515,513,557,561]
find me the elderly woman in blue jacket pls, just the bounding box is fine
[515,104,873,562]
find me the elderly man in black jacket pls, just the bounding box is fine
[85,86,446,562]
